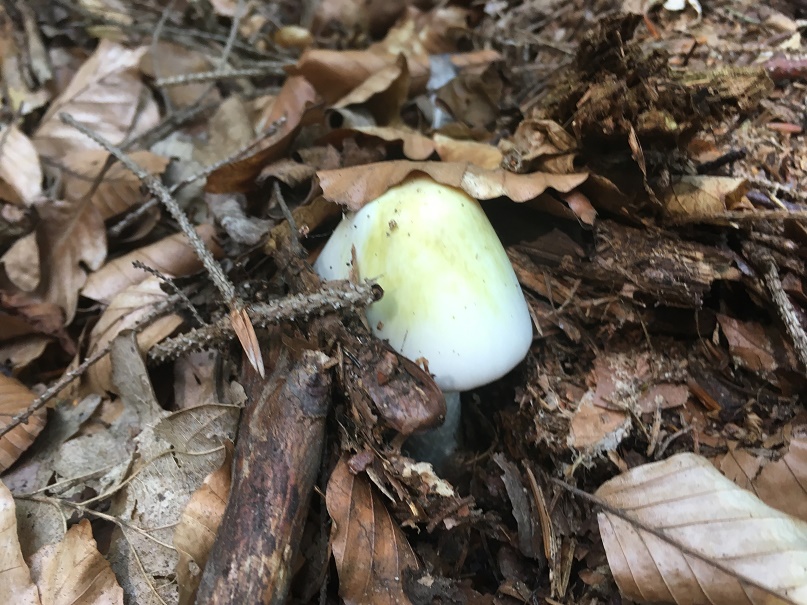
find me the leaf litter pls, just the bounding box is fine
[0,0,806,604]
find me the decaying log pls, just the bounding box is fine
[197,348,332,604]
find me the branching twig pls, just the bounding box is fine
[150,280,380,362]
[109,115,286,237]
[60,113,238,306]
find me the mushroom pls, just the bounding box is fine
[314,174,533,463]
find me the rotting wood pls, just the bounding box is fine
[196,348,331,605]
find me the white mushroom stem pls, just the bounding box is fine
[404,391,461,463]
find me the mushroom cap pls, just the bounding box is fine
[314,174,533,391]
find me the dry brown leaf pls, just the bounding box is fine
[327,457,419,605]
[0,374,47,472]
[323,126,435,161]
[756,428,807,523]
[194,96,255,168]
[317,160,588,210]
[174,442,232,605]
[230,307,263,378]
[312,0,408,37]
[35,198,106,324]
[0,7,50,115]
[433,134,502,169]
[0,480,40,605]
[664,176,750,218]
[85,276,183,394]
[0,335,52,373]
[597,452,807,605]
[434,64,502,131]
[0,289,69,344]
[0,124,43,206]
[205,76,317,193]
[29,519,123,604]
[82,224,222,304]
[568,391,631,453]
[33,40,159,160]
[140,42,217,108]
[333,54,409,126]
[717,314,779,373]
[62,150,170,220]
[500,119,578,174]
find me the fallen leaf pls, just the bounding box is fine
[317,160,588,211]
[34,197,106,324]
[322,126,435,161]
[717,314,778,373]
[140,42,217,108]
[85,276,184,394]
[29,519,124,604]
[81,224,222,304]
[568,390,631,453]
[33,40,159,160]
[756,427,807,523]
[0,124,43,206]
[597,453,807,605]
[0,374,47,472]
[174,443,232,605]
[500,119,578,174]
[333,54,410,126]
[664,176,750,219]
[0,480,40,605]
[62,150,170,220]
[327,457,420,605]
[205,76,317,193]
[433,134,502,169]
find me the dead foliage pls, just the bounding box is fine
[0,0,806,603]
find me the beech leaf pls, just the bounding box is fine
[596,452,807,605]
[326,457,420,605]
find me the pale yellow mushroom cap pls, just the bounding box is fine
[314,174,533,391]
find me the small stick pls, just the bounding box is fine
[60,113,238,306]
[149,280,380,362]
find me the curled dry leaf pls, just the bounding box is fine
[0,480,40,605]
[34,197,106,324]
[663,176,750,219]
[0,124,43,206]
[433,133,502,169]
[333,54,409,126]
[327,457,420,605]
[174,442,232,605]
[62,150,170,220]
[82,224,222,304]
[0,374,47,472]
[33,40,159,160]
[140,42,216,108]
[205,76,318,193]
[322,126,435,161]
[85,276,183,395]
[28,519,123,604]
[317,160,588,211]
[597,452,807,605]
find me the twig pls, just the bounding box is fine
[132,260,204,326]
[60,113,238,306]
[761,256,807,371]
[149,280,380,362]
[0,295,180,439]
[154,66,286,88]
[109,115,286,237]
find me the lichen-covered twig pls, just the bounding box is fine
[149,280,381,362]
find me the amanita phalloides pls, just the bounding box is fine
[315,174,533,463]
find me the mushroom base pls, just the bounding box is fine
[403,390,461,467]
